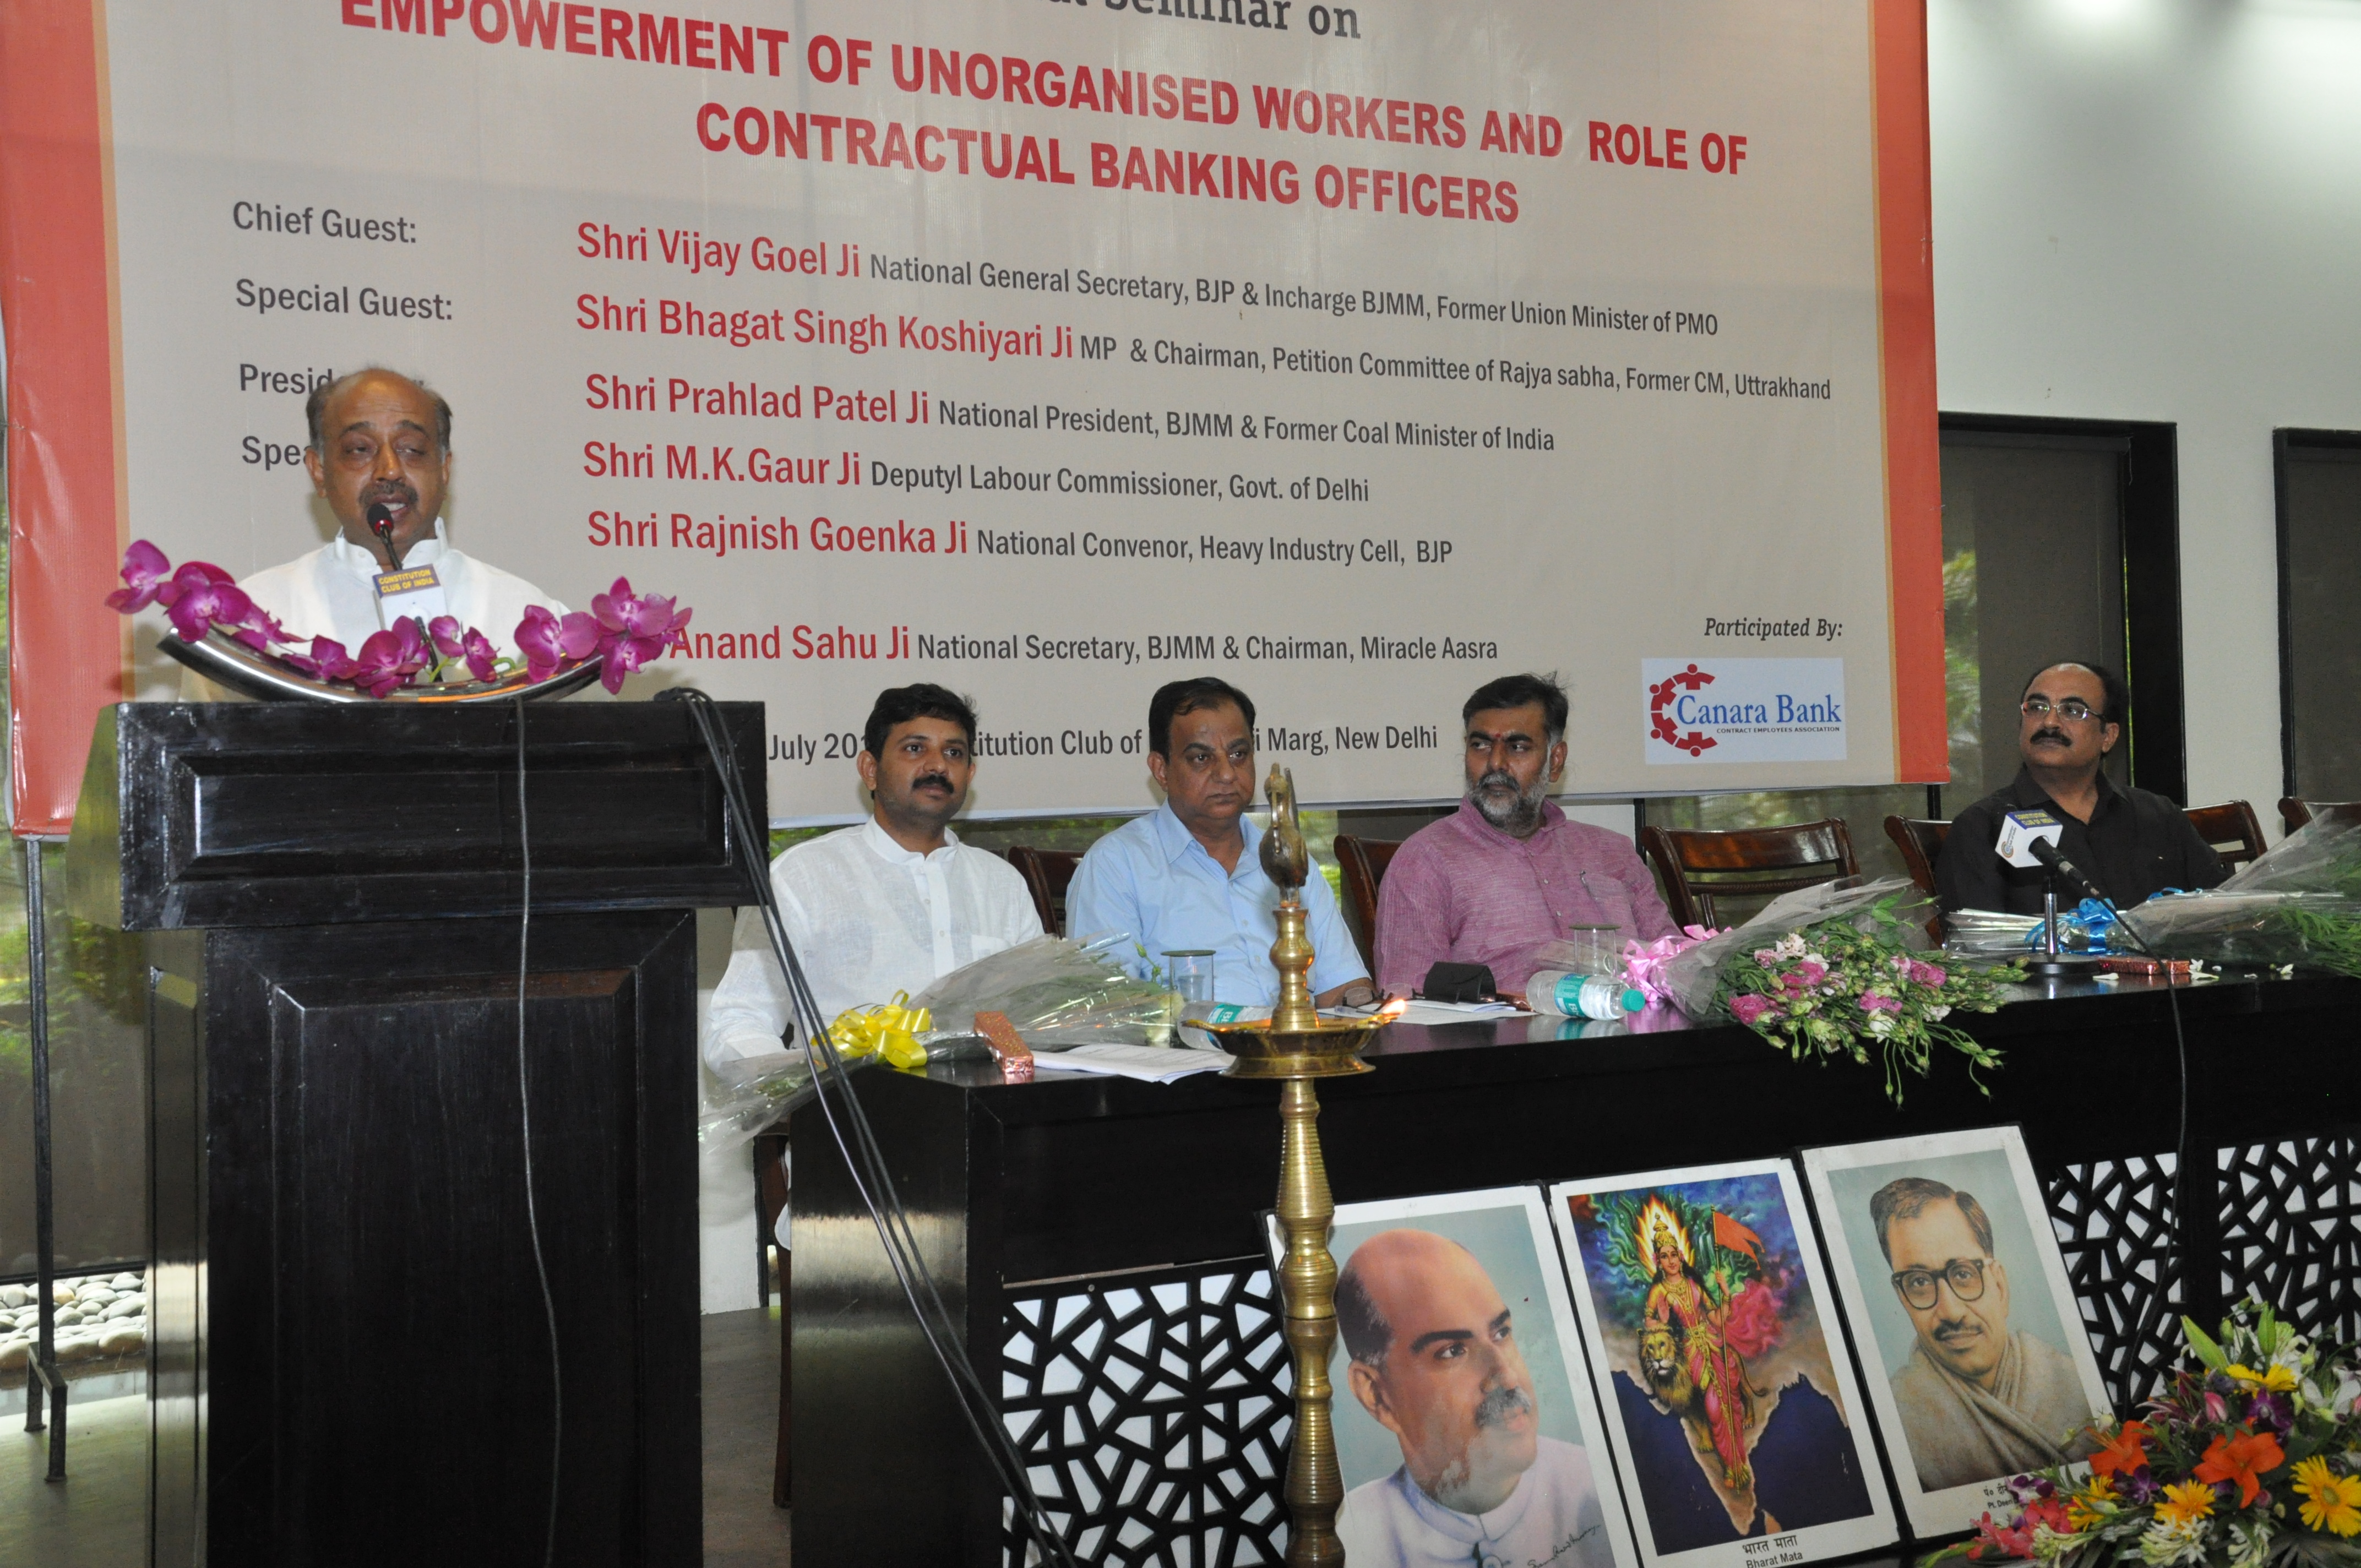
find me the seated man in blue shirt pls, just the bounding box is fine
[1069,677,1377,1008]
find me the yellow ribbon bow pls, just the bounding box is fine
[828,994,933,1071]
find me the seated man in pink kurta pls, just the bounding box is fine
[1376,674,1675,997]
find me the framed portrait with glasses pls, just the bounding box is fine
[1799,1126,2112,1538]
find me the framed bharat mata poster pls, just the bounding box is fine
[1547,1161,1898,1568]
[1799,1126,2112,1539]
[1302,1186,1642,1568]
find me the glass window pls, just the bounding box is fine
[1939,431,2129,799]
[2277,432,2361,803]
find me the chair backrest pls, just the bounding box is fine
[1639,819,1860,931]
[1883,816,1951,943]
[1333,835,1401,973]
[1006,846,1082,937]
[2185,801,2266,875]
[2280,798,2314,836]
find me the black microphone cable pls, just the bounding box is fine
[658,688,1080,1568]
[513,698,564,1568]
[2031,839,2199,1310]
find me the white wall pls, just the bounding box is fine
[1927,0,2361,827]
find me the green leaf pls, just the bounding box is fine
[2184,1315,2231,1372]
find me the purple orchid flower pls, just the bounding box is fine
[586,576,694,693]
[221,600,290,653]
[515,605,603,684]
[425,617,501,683]
[106,540,175,612]
[2118,1466,2161,1505]
[459,627,499,682]
[349,620,428,698]
[163,564,254,644]
[2248,1390,2294,1434]
[280,636,360,683]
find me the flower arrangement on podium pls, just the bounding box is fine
[1928,1299,2361,1568]
[1649,878,2023,1103]
[107,540,690,696]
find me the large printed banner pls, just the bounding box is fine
[1,0,1940,830]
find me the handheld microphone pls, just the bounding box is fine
[2028,837,2106,903]
[366,501,403,570]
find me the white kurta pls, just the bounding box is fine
[237,518,565,655]
[1337,1438,1613,1568]
[701,819,1045,1069]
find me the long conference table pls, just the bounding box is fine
[789,971,2361,1567]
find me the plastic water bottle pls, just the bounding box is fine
[1528,970,1646,1021]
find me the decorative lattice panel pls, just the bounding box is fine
[2043,1155,2183,1413]
[1001,1261,1294,1567]
[2218,1138,2361,1350]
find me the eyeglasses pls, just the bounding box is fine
[2021,696,2099,723]
[1890,1257,1990,1310]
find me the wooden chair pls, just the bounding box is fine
[2185,801,2267,874]
[1639,819,1860,930]
[1883,817,1951,943]
[1333,836,1401,973]
[2279,798,2361,837]
[1007,846,1082,936]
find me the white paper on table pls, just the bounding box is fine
[1394,1000,1532,1026]
[1031,1043,1236,1084]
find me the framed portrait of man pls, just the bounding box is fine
[1547,1160,1898,1568]
[1302,1186,1642,1568]
[1799,1126,2112,1538]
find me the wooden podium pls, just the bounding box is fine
[63,700,764,1567]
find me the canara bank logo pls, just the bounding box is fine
[1649,663,1719,756]
[1640,657,1849,765]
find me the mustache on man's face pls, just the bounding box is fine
[2029,726,2071,747]
[1476,769,1520,796]
[1473,1383,1534,1430]
[910,772,954,794]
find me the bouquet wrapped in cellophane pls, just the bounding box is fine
[905,934,1180,1049]
[1658,877,2021,1103]
[699,934,1182,1151]
[2120,810,2361,978]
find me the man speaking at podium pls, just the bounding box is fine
[1937,662,2226,913]
[237,367,565,649]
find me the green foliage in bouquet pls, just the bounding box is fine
[2276,907,2361,979]
[1927,1299,2361,1568]
[1715,893,2022,1104]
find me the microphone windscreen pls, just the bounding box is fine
[366,502,393,528]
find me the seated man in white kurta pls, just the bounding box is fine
[701,683,1044,1070]
[236,367,563,652]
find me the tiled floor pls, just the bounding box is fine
[1,1308,792,1566]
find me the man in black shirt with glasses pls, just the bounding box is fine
[1936,661,2227,914]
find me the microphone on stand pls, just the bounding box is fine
[367,502,404,570]
[1996,807,2098,977]
[2028,837,2106,905]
